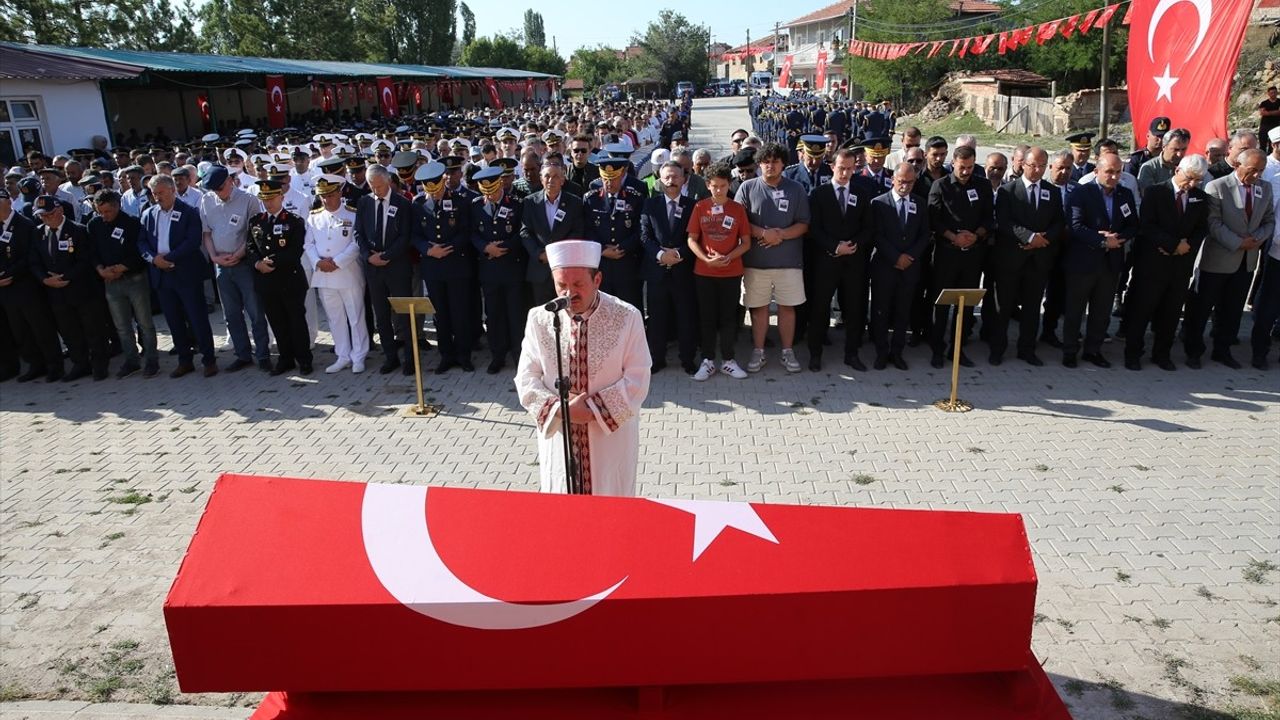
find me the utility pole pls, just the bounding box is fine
[1099,15,1111,141]
[552,36,557,55]
[849,1,858,42]
[774,20,780,74]
[746,28,752,75]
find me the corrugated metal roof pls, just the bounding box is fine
[0,43,144,80]
[3,43,558,80]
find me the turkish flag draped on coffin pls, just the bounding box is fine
[1126,0,1251,154]
[265,75,287,129]
[376,76,398,117]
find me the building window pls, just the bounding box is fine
[0,98,48,167]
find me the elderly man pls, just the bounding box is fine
[141,174,215,377]
[1185,149,1275,368]
[521,162,584,305]
[29,195,109,381]
[355,164,415,375]
[1209,130,1259,179]
[200,165,270,372]
[0,189,63,381]
[515,240,651,497]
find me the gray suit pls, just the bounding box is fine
[1183,172,1275,361]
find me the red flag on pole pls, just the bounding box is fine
[1078,9,1102,35]
[265,75,287,129]
[484,78,503,109]
[376,77,397,117]
[1127,0,1251,153]
[778,54,794,87]
[815,50,828,90]
[196,93,212,132]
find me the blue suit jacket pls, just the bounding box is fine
[1065,182,1139,275]
[639,193,696,282]
[138,199,205,291]
[869,190,930,268]
[353,191,413,264]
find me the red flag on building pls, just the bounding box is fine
[815,50,828,90]
[484,77,504,109]
[322,86,334,112]
[265,75,287,129]
[1127,0,1251,154]
[376,77,397,117]
[778,54,794,87]
[196,94,212,132]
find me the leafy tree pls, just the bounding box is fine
[1,0,198,49]
[567,46,626,91]
[459,2,476,46]
[628,10,709,88]
[459,35,525,69]
[523,9,545,49]
[522,45,566,75]
[352,0,454,64]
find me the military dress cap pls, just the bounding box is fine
[369,139,394,155]
[234,138,255,150]
[224,147,248,161]
[255,179,284,200]
[601,142,632,159]
[395,125,411,135]
[344,156,367,170]
[17,177,40,194]
[4,167,22,178]
[441,155,465,171]
[31,195,61,215]
[493,157,518,176]
[799,134,829,156]
[201,133,221,144]
[1066,131,1095,150]
[201,165,230,191]
[250,153,272,166]
[450,137,472,150]
[469,145,484,160]
[863,137,891,158]
[1149,116,1171,135]
[314,174,346,195]
[266,164,290,181]
[473,165,503,184]
[413,161,446,184]
[315,156,346,173]
[390,150,419,170]
[290,145,310,157]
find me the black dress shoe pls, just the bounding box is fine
[379,360,400,374]
[17,368,45,383]
[459,360,475,372]
[487,360,505,374]
[0,369,18,383]
[1017,351,1044,367]
[1253,357,1270,371]
[1212,352,1241,369]
[845,355,867,372]
[299,363,314,376]
[401,363,415,376]
[958,352,974,368]
[1185,356,1201,369]
[907,332,925,347]
[1040,333,1063,348]
[1155,358,1177,371]
[115,362,140,379]
[257,358,273,372]
[930,353,944,369]
[170,364,194,379]
[62,366,91,382]
[892,355,908,371]
[226,358,254,373]
[1062,354,1078,368]
[434,359,458,374]
[808,357,822,371]
[269,362,296,377]
[1124,358,1142,371]
[1083,352,1111,369]
[143,363,160,378]
[93,368,109,381]
[873,355,889,370]
[988,352,1003,366]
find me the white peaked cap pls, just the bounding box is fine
[547,240,601,270]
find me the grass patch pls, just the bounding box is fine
[914,110,1071,151]
[1152,617,1173,630]
[51,639,149,702]
[852,474,878,486]
[1229,675,1280,698]
[1115,570,1132,582]
[1054,617,1076,634]
[1244,559,1278,585]
[1033,463,1050,472]
[177,484,199,494]
[0,683,31,701]
[98,532,125,549]
[1108,484,1127,494]
[1063,678,1090,697]
[16,517,47,529]
[1196,586,1219,601]
[105,491,152,506]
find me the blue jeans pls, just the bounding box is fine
[216,263,269,362]
[104,271,157,367]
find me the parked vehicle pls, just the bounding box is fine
[749,71,773,93]
[675,80,695,97]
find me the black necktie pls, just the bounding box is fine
[1175,189,1185,218]
[668,199,677,227]
[837,186,847,216]
[1030,183,1039,211]
[375,198,385,248]
[1245,185,1254,222]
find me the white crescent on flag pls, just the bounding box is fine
[382,86,394,113]
[271,86,283,112]
[1147,0,1210,62]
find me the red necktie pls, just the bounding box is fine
[1175,189,1185,218]
[1244,185,1253,222]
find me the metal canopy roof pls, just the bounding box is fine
[2,43,558,80]
[0,43,144,80]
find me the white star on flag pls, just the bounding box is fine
[651,497,779,561]
[1154,64,1179,102]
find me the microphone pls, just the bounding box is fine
[543,294,570,313]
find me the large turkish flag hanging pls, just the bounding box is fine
[815,50,828,91]
[1126,0,1252,154]
[484,77,504,109]
[778,54,793,87]
[196,93,212,132]
[376,76,398,117]
[265,75,287,129]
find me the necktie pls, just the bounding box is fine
[668,199,677,227]
[1244,185,1254,222]
[1175,189,1185,218]
[1030,183,1039,211]
[48,228,55,257]
[374,198,385,248]
[837,186,847,215]
[898,196,908,226]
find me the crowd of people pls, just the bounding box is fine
[0,89,1276,389]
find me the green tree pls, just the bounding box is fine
[353,0,454,64]
[459,2,476,46]
[0,0,197,48]
[842,0,960,106]
[459,35,525,68]
[567,46,626,91]
[523,9,545,49]
[522,45,566,75]
[628,10,709,88]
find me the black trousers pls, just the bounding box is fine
[808,253,867,360]
[1124,254,1192,362]
[600,258,642,311]
[1251,254,1280,361]
[929,245,984,354]
[990,246,1053,356]
[482,278,525,362]
[158,282,215,367]
[365,263,412,364]
[2,296,62,374]
[426,277,476,364]
[909,250,934,336]
[528,278,557,308]
[695,274,741,362]
[870,260,922,358]
[1041,251,1066,334]
[1062,268,1119,356]
[51,297,110,374]
[1183,261,1251,359]
[646,271,698,368]
[257,276,312,366]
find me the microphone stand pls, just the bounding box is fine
[551,309,580,494]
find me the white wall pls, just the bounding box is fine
[0,79,109,154]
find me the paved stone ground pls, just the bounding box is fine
[2,97,1277,719]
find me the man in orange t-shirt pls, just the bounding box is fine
[686,164,752,380]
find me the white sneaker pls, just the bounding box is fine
[351,361,365,374]
[722,360,748,379]
[781,348,802,373]
[692,359,716,381]
[746,348,767,373]
[325,359,351,374]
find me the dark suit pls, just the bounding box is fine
[0,211,62,376]
[31,218,109,375]
[807,179,875,363]
[868,190,930,359]
[140,199,214,367]
[927,174,994,355]
[584,186,645,310]
[1063,182,1139,357]
[470,192,526,364]
[782,162,832,195]
[640,192,697,369]
[991,179,1065,357]
[1126,181,1208,362]
[1040,181,1078,338]
[1069,162,1096,184]
[521,190,584,304]
[354,190,414,366]
[246,209,312,368]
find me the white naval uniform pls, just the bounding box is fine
[304,202,368,365]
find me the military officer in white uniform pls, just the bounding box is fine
[304,174,369,373]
